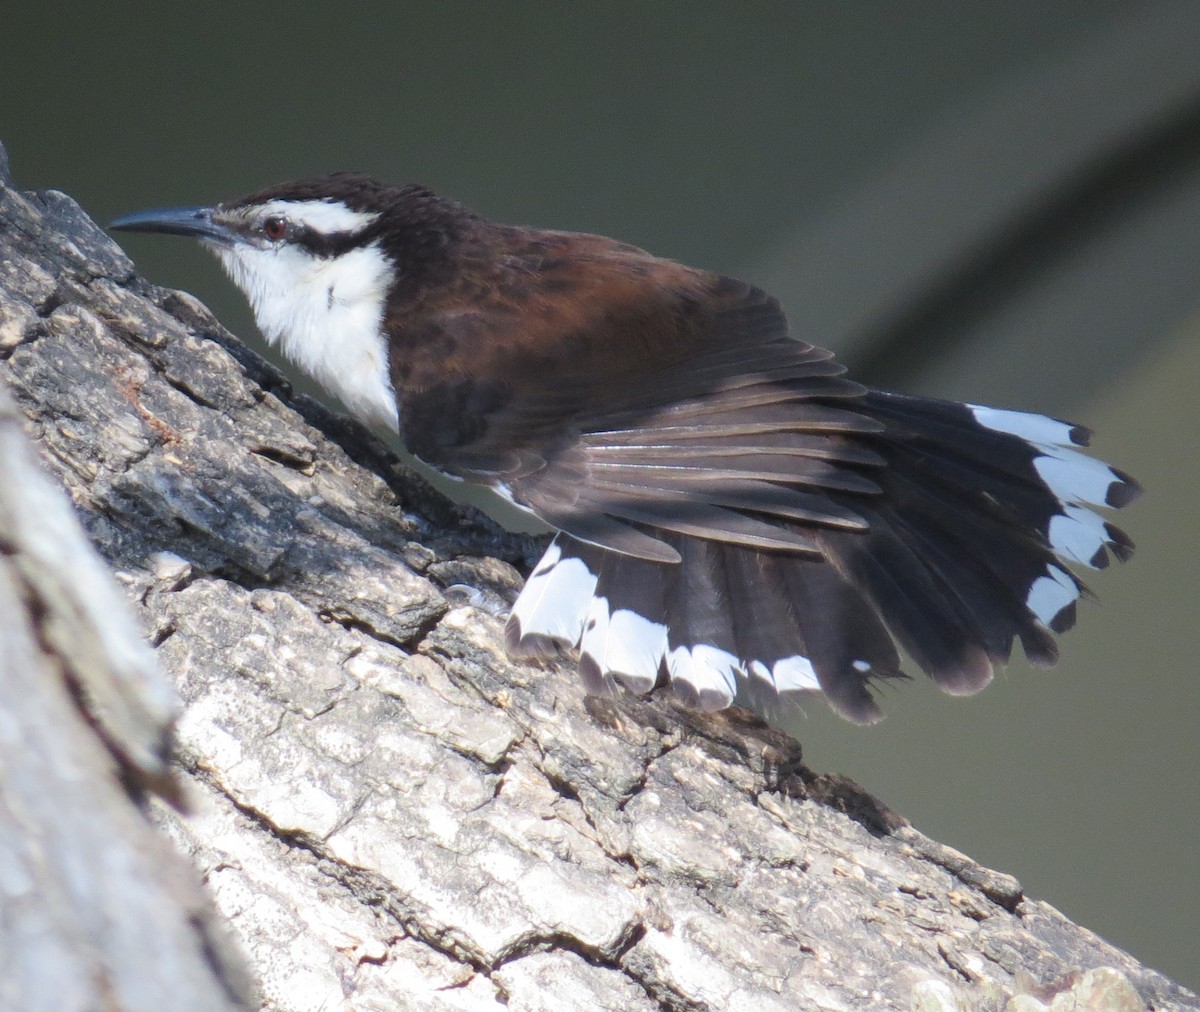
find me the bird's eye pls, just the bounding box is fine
[263,216,288,241]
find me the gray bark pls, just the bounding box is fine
[0,142,1194,1011]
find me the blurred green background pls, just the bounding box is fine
[4,2,1197,990]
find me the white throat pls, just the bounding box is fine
[212,238,399,433]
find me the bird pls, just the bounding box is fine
[110,172,1139,725]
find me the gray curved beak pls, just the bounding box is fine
[109,206,235,245]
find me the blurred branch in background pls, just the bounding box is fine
[756,0,1200,410]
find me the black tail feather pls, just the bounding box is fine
[505,389,1136,725]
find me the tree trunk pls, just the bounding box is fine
[0,143,1194,1011]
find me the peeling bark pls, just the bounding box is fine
[1,143,1195,1011]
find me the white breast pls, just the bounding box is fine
[213,240,400,433]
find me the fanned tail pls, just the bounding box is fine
[505,391,1139,724]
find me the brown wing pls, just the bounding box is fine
[389,227,884,562]
[387,223,1138,723]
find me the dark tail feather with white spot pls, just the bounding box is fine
[504,391,1139,724]
[506,531,905,724]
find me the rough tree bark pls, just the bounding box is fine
[0,143,1194,1011]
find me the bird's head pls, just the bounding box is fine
[111,173,473,320]
[110,173,478,431]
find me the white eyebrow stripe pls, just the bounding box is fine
[260,199,380,233]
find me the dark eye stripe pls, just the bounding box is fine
[291,225,370,258]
